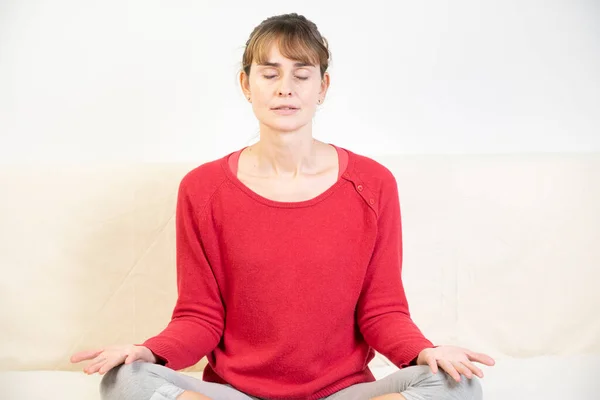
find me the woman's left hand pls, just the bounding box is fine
[416,345,495,382]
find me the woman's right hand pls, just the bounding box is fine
[70,344,158,375]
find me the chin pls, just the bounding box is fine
[264,119,310,133]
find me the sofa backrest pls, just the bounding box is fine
[1,153,598,371]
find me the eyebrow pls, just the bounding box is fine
[258,62,315,68]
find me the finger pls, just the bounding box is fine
[124,352,138,364]
[453,361,473,379]
[85,361,105,375]
[466,351,496,366]
[438,359,461,382]
[84,356,107,375]
[462,359,484,378]
[98,351,128,375]
[426,356,438,374]
[98,357,124,375]
[71,349,103,363]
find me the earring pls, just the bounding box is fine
[318,99,321,104]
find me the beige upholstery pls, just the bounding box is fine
[1,153,599,399]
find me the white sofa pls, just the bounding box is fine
[1,152,599,399]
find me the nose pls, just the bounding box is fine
[277,88,292,97]
[277,76,293,97]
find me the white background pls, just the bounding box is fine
[1,0,599,163]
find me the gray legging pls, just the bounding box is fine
[100,361,482,400]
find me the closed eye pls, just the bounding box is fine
[263,75,309,80]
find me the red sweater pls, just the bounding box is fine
[142,144,433,399]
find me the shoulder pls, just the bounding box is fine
[340,147,399,217]
[344,148,397,191]
[177,152,231,210]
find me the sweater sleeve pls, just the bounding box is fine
[140,177,224,370]
[356,172,434,369]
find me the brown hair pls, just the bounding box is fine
[242,13,331,79]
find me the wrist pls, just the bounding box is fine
[149,349,166,365]
[140,346,158,364]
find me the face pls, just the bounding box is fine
[241,44,330,133]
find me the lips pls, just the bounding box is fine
[272,106,299,110]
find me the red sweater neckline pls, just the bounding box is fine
[222,143,351,208]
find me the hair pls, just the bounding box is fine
[241,13,331,79]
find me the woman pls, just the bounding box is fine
[71,13,495,400]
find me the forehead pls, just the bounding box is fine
[254,41,318,68]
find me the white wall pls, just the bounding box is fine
[0,0,598,163]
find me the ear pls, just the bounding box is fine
[240,70,251,98]
[319,72,331,96]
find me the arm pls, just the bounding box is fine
[356,172,433,369]
[141,177,224,370]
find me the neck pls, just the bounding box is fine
[253,125,319,177]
